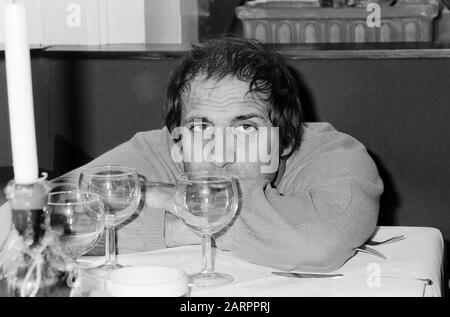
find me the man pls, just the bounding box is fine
[0,37,383,272]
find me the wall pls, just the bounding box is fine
[40,0,146,45]
[0,0,203,45]
[45,56,173,174]
[145,0,200,44]
[0,0,45,45]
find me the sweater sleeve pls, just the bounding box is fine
[60,131,178,254]
[215,128,384,272]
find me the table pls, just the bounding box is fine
[80,226,444,297]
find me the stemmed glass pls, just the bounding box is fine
[48,175,79,193]
[46,190,105,259]
[175,171,238,288]
[78,165,141,276]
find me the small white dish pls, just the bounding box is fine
[105,266,188,297]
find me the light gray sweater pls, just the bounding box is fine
[66,122,383,272]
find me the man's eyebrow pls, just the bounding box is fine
[231,114,267,123]
[182,117,212,124]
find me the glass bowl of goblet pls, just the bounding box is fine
[48,175,80,193]
[46,190,105,260]
[78,165,141,276]
[175,170,238,288]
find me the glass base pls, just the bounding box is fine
[85,262,128,278]
[188,272,234,288]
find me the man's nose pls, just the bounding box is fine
[208,129,235,168]
[210,144,235,168]
[210,159,230,169]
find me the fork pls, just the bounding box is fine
[365,235,405,246]
[355,245,387,260]
[272,272,344,279]
[355,235,405,260]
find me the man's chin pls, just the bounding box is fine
[183,163,277,181]
[186,169,274,183]
[185,166,242,178]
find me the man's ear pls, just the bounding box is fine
[281,145,293,158]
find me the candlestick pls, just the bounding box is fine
[0,178,80,297]
[4,1,39,184]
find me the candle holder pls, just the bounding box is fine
[0,174,80,297]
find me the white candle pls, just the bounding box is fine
[4,1,39,184]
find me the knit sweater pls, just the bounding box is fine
[0,122,383,272]
[64,122,383,272]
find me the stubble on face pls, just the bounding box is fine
[179,74,278,182]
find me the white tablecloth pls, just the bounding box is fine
[80,226,444,297]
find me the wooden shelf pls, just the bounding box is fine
[41,42,450,60]
[42,44,190,60]
[266,42,450,59]
[1,42,450,59]
[0,45,49,58]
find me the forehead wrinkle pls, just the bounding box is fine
[184,99,269,123]
[181,75,270,122]
[188,91,268,114]
[185,107,270,128]
[187,100,267,116]
[190,87,248,102]
[187,75,264,102]
[190,91,265,103]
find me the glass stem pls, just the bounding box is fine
[201,233,213,274]
[105,226,117,267]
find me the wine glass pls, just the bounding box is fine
[78,165,141,276]
[48,175,79,193]
[46,190,105,259]
[175,171,238,288]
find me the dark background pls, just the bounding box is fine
[0,46,449,295]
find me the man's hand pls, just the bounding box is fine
[143,178,270,249]
[143,182,200,247]
[144,182,177,215]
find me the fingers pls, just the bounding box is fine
[144,184,176,215]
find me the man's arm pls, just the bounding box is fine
[0,182,198,253]
[216,176,382,272]
[57,131,200,253]
[0,129,199,253]
[214,135,384,272]
[146,139,383,271]
[144,182,200,248]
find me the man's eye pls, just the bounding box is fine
[191,124,212,133]
[234,124,258,133]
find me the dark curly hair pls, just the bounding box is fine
[164,37,303,159]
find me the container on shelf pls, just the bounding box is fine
[236,0,440,43]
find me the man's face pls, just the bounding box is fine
[177,74,279,182]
